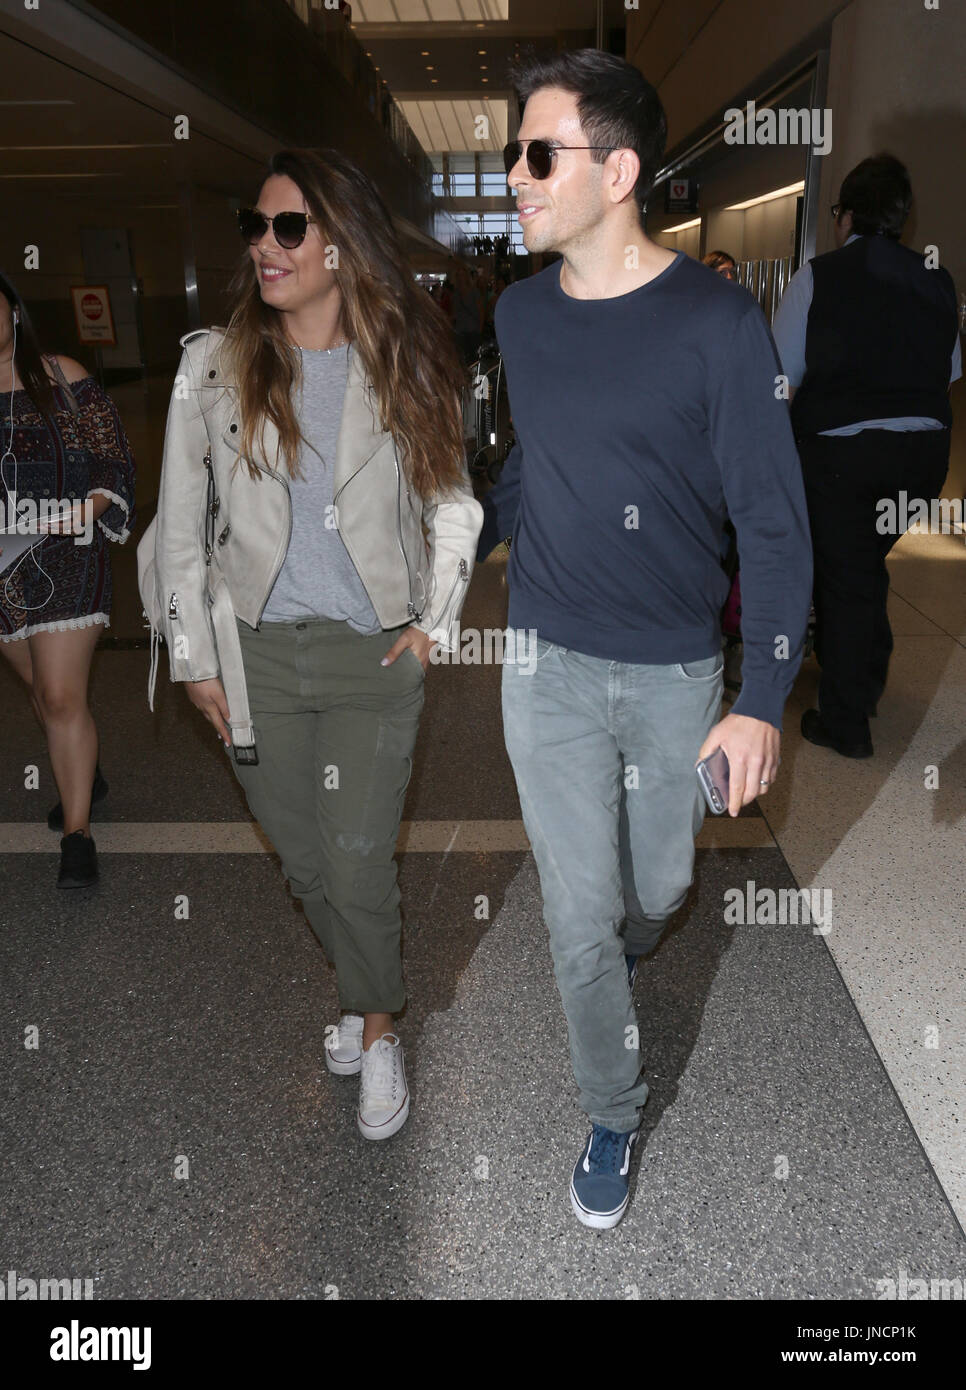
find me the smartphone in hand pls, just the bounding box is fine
[696,746,730,815]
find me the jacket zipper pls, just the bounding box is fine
[392,449,421,620]
[433,557,469,635]
[167,444,215,629]
[203,448,216,564]
[254,470,293,627]
[333,447,420,621]
[218,408,293,628]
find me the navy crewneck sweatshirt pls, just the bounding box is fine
[478,253,813,730]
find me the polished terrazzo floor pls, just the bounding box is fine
[1,538,963,1299]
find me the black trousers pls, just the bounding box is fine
[797,427,950,744]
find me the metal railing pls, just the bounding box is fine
[736,255,794,325]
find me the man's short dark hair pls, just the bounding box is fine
[838,154,912,239]
[507,48,667,215]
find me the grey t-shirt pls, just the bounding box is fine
[261,344,380,632]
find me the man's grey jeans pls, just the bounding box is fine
[502,633,723,1133]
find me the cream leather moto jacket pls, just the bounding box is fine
[151,328,482,751]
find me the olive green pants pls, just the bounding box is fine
[232,615,425,1014]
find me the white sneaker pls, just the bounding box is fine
[358,1033,409,1140]
[324,1013,364,1075]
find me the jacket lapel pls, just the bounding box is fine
[221,416,284,476]
[221,346,390,484]
[333,347,393,495]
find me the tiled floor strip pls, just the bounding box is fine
[0,816,777,854]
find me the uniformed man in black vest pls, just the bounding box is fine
[773,153,961,758]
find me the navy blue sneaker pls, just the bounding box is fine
[570,1124,639,1229]
[625,953,639,989]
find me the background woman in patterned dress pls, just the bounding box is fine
[0,272,136,888]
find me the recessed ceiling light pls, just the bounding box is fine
[426,66,434,70]
[480,65,487,70]
[478,49,486,54]
[421,51,429,56]
[481,78,488,83]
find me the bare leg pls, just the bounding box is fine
[0,636,46,731]
[363,1013,394,1050]
[28,624,103,836]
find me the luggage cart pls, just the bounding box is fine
[464,338,515,486]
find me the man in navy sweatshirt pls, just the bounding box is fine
[477,49,813,1230]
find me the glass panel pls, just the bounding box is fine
[448,173,477,194]
[481,172,508,194]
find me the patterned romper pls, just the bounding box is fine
[0,360,136,640]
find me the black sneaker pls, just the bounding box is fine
[48,765,109,832]
[58,830,98,888]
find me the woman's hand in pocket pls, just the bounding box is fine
[381,625,434,672]
[185,677,232,745]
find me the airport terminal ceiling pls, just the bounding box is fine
[0,28,266,311]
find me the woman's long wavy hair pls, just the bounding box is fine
[221,148,467,500]
[0,270,57,425]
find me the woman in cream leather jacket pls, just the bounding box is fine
[151,148,482,1142]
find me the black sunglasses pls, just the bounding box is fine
[502,139,620,180]
[237,208,317,249]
